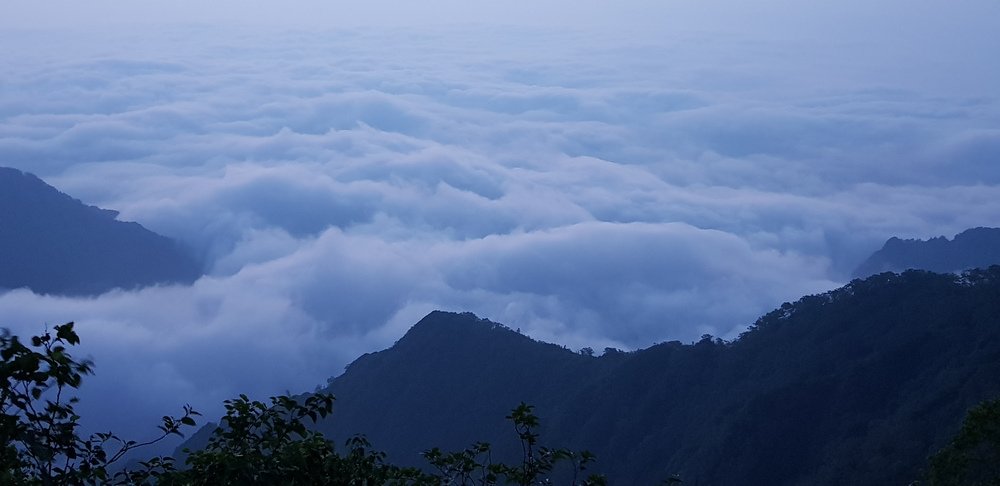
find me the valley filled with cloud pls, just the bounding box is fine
[1,1,998,446]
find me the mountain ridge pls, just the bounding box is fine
[302,268,1000,484]
[0,166,202,295]
[853,227,1000,278]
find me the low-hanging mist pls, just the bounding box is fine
[0,7,998,447]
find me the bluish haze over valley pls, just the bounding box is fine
[1,0,998,445]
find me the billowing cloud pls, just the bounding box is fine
[0,18,998,447]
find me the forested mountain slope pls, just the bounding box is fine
[312,268,1000,485]
[0,167,201,295]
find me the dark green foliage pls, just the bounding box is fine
[0,322,197,485]
[9,266,1000,484]
[926,398,1000,485]
[2,323,608,485]
[162,393,430,485]
[166,394,607,485]
[0,324,420,485]
[422,403,605,486]
[307,269,1000,484]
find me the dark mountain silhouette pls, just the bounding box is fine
[0,167,201,295]
[853,227,1000,278]
[273,268,1000,485]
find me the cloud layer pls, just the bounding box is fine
[0,21,998,445]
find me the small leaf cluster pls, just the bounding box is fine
[423,403,606,486]
[924,398,1000,486]
[1,323,197,485]
[163,393,428,485]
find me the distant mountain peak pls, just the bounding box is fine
[0,166,202,295]
[402,311,512,340]
[852,227,1000,278]
[377,310,547,363]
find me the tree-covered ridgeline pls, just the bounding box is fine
[313,268,1000,484]
[4,267,1000,484]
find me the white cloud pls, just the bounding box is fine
[1,21,998,443]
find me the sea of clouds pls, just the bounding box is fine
[0,4,998,447]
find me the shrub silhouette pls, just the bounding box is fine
[0,323,196,485]
[1,323,606,485]
[925,398,1000,486]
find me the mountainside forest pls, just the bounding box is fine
[298,268,1000,485]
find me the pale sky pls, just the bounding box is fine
[4,0,998,33]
